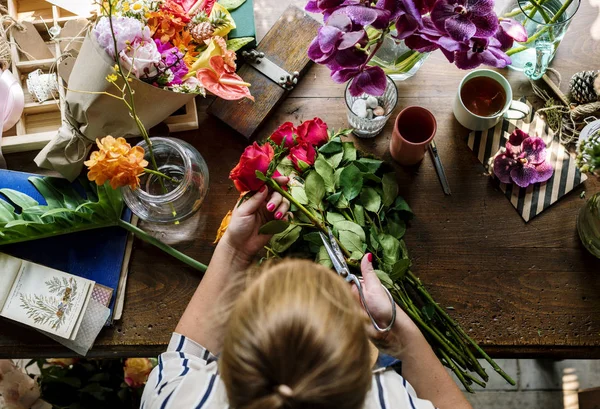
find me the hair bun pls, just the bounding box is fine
[276,385,294,398]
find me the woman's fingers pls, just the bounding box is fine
[236,186,268,216]
[360,253,381,290]
[272,175,290,186]
[266,191,283,213]
[273,197,290,220]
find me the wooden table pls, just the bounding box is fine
[1,0,600,359]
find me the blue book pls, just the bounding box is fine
[0,169,131,322]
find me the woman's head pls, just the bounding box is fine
[219,259,372,409]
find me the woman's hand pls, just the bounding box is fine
[356,254,419,355]
[221,177,290,262]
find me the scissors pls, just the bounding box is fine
[319,228,396,333]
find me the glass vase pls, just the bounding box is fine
[577,192,600,258]
[501,0,580,80]
[369,35,430,81]
[122,137,209,223]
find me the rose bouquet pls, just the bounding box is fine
[306,0,528,95]
[35,0,253,181]
[223,118,515,391]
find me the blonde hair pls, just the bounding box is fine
[219,259,372,409]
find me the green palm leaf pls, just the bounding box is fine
[0,177,123,245]
[0,176,207,272]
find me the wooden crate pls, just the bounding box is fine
[1,0,198,154]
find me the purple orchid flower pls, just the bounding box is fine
[305,0,347,15]
[493,129,554,188]
[333,65,387,96]
[307,13,367,66]
[431,0,498,43]
[155,40,188,85]
[376,0,423,39]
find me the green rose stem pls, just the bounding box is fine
[506,0,573,56]
[406,270,516,386]
[144,168,178,183]
[117,219,207,272]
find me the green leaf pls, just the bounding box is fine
[363,173,382,183]
[342,142,357,163]
[340,164,363,201]
[393,196,414,219]
[255,170,267,181]
[327,151,344,169]
[334,194,350,209]
[389,259,410,281]
[334,167,344,188]
[350,251,363,260]
[334,220,366,241]
[0,200,16,222]
[219,0,247,10]
[386,212,406,239]
[400,239,410,259]
[338,230,364,257]
[326,192,342,204]
[319,137,343,154]
[259,220,290,235]
[326,212,346,224]
[382,173,399,207]
[226,36,254,51]
[290,186,309,205]
[379,234,401,266]
[355,158,383,174]
[271,225,302,253]
[0,189,39,210]
[360,187,381,213]
[353,204,365,226]
[422,304,435,321]
[316,246,334,268]
[305,171,326,210]
[369,226,380,251]
[303,231,324,246]
[277,157,296,177]
[315,155,335,193]
[375,269,394,288]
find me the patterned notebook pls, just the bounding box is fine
[466,100,587,222]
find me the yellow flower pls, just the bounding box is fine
[210,3,236,38]
[122,1,130,11]
[47,358,78,367]
[214,209,232,243]
[84,136,149,190]
[106,73,118,83]
[124,358,155,388]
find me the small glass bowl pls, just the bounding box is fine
[345,75,398,138]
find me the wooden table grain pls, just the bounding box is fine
[1,0,600,359]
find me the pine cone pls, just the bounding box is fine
[189,21,214,43]
[569,70,600,104]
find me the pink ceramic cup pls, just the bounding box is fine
[390,106,437,166]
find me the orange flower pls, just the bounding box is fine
[147,1,190,43]
[214,209,232,243]
[213,36,236,72]
[197,56,253,101]
[84,136,149,190]
[124,358,155,388]
[172,30,200,67]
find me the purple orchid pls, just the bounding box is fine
[307,13,367,66]
[333,65,388,95]
[376,0,423,39]
[493,129,554,188]
[155,40,188,85]
[431,0,498,42]
[305,0,347,17]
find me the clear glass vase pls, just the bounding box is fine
[122,137,209,223]
[577,192,600,258]
[369,35,430,81]
[500,0,580,80]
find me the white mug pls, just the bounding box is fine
[453,69,530,131]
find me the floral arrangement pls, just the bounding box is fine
[492,129,554,188]
[306,0,528,96]
[93,0,253,100]
[223,117,514,391]
[576,130,600,177]
[0,358,156,409]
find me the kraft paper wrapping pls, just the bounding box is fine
[34,33,195,181]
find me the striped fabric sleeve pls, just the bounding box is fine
[373,370,436,409]
[140,333,221,409]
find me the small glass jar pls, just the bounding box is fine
[345,75,398,139]
[577,192,600,259]
[370,36,430,81]
[122,137,209,223]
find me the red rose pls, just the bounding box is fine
[289,142,316,172]
[230,142,274,192]
[297,118,329,147]
[269,122,297,149]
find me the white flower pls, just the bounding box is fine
[119,39,161,79]
[129,0,145,14]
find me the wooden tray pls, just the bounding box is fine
[1,0,198,154]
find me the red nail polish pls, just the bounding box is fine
[267,203,275,211]
[275,212,282,220]
[260,185,267,193]
[367,253,373,262]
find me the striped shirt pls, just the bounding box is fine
[141,333,436,409]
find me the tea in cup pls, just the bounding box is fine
[453,69,529,131]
